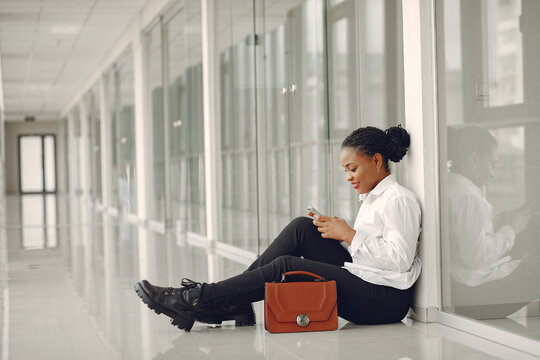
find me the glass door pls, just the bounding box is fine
[257,0,329,250]
[19,135,57,194]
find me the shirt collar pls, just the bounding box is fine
[358,174,396,202]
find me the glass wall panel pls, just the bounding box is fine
[258,9,290,242]
[256,0,328,249]
[105,70,119,208]
[71,107,82,195]
[256,0,404,250]
[438,0,540,340]
[327,0,404,223]
[166,1,205,236]
[145,24,166,222]
[215,0,258,251]
[117,49,137,214]
[86,84,102,203]
[286,0,328,221]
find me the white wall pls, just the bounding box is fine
[402,0,440,322]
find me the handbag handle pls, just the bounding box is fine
[280,271,326,282]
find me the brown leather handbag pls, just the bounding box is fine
[264,271,338,333]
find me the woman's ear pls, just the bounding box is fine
[372,153,384,168]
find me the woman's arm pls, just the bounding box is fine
[313,216,356,244]
[348,196,421,272]
[450,195,515,268]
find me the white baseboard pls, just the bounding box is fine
[409,304,439,323]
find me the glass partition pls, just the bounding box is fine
[71,107,82,195]
[327,0,404,223]
[116,48,137,214]
[145,23,166,223]
[256,0,404,249]
[165,1,205,236]
[286,0,329,224]
[86,84,102,203]
[215,0,259,251]
[438,0,540,340]
[105,69,119,209]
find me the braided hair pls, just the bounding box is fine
[341,125,411,171]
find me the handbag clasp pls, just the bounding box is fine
[296,313,310,327]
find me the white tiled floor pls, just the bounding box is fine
[1,195,540,359]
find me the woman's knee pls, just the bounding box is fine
[272,255,296,267]
[289,216,316,232]
[270,255,303,273]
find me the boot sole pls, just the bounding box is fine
[196,310,256,327]
[134,282,195,331]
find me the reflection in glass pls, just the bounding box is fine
[485,0,523,107]
[20,194,57,249]
[438,0,540,337]
[45,194,57,247]
[446,126,540,319]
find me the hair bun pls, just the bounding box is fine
[385,125,410,162]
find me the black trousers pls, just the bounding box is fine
[197,217,415,324]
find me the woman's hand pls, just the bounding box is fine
[495,205,532,235]
[313,215,356,245]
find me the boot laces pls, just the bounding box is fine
[181,278,200,289]
[163,278,200,296]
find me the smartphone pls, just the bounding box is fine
[306,206,322,217]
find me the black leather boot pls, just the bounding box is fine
[134,280,200,331]
[180,278,256,327]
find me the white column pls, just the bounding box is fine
[202,0,220,242]
[402,0,440,322]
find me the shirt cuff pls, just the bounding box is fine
[499,225,516,250]
[348,227,370,257]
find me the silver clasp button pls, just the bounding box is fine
[296,313,310,327]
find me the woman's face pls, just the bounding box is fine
[340,147,381,194]
[472,144,498,187]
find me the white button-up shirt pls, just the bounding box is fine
[448,173,520,286]
[342,174,422,290]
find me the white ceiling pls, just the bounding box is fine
[0,0,148,122]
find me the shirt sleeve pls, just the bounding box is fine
[348,196,421,272]
[450,194,515,269]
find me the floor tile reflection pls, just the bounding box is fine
[1,195,540,359]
